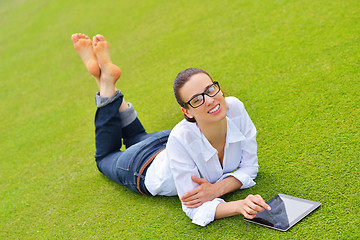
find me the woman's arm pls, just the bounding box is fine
[167,130,227,226]
[223,97,259,189]
[215,194,271,220]
[180,176,242,208]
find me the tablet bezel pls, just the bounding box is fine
[244,193,321,231]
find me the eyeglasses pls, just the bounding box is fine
[182,81,221,108]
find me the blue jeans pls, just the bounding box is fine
[94,93,170,195]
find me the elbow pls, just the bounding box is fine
[252,167,259,179]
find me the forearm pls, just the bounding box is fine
[215,194,271,220]
[180,176,243,209]
[213,176,243,197]
[214,200,242,219]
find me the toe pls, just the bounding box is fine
[92,36,98,47]
[93,34,105,43]
[71,34,79,43]
[80,33,89,39]
[96,34,105,41]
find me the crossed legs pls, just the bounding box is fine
[71,33,150,186]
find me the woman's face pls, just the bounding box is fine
[179,73,227,124]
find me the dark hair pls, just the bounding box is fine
[173,68,213,122]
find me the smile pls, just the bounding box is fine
[208,104,220,114]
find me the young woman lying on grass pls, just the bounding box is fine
[71,33,271,226]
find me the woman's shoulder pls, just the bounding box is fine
[167,120,202,154]
[225,96,245,116]
[225,96,243,106]
[171,119,201,139]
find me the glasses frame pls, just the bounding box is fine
[182,81,221,108]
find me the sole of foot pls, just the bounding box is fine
[92,34,121,84]
[71,33,101,85]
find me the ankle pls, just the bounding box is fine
[95,90,124,108]
[99,85,117,98]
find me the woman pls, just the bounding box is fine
[71,33,270,226]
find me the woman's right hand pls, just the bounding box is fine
[215,194,271,220]
[214,194,271,220]
[237,194,271,219]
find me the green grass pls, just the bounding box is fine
[1,0,359,239]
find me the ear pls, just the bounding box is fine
[181,107,194,119]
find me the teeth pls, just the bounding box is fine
[209,104,220,113]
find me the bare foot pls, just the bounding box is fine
[93,34,122,97]
[71,33,101,87]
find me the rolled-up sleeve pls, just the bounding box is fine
[183,198,225,226]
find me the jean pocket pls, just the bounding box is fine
[115,142,146,171]
[115,132,170,171]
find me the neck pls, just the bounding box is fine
[198,117,227,147]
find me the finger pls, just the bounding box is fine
[253,195,271,211]
[180,189,198,201]
[181,194,201,204]
[247,194,270,211]
[243,211,256,219]
[184,202,203,209]
[191,176,207,184]
[182,198,203,209]
[182,198,201,206]
[245,195,262,209]
[244,206,258,216]
[181,195,198,203]
[247,201,266,213]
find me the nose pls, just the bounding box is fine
[204,94,215,105]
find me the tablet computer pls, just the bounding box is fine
[244,193,321,231]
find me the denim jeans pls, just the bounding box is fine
[94,92,170,195]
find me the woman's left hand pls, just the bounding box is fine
[180,176,218,208]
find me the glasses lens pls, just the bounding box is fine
[206,83,219,96]
[189,95,204,108]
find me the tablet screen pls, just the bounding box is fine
[244,194,321,231]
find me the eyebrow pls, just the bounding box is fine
[189,83,214,100]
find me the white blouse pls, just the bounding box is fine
[145,96,259,226]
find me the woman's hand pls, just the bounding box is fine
[215,194,271,220]
[180,176,218,208]
[237,194,271,219]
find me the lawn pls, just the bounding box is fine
[0,0,359,239]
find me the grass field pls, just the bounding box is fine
[1,0,359,239]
